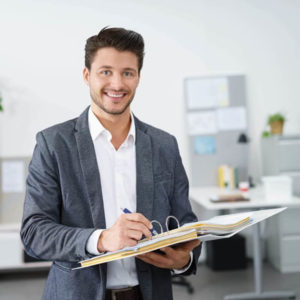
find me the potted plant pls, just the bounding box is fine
[268,113,285,135]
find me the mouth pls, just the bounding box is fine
[103,91,127,101]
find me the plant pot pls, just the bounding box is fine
[270,120,284,135]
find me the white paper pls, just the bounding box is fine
[216,78,230,107]
[76,207,286,269]
[217,107,247,131]
[1,161,25,193]
[186,77,229,109]
[203,212,252,225]
[187,111,218,135]
[197,207,286,242]
[76,229,197,269]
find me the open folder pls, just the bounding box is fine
[76,207,286,269]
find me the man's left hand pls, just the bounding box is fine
[137,239,201,269]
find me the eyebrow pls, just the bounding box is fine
[97,66,137,73]
[123,68,137,72]
[98,65,113,70]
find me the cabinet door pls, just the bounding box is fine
[0,232,22,268]
[280,208,300,235]
[281,236,300,272]
[279,139,300,172]
[291,175,300,196]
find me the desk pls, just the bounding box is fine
[190,186,300,300]
[0,223,51,272]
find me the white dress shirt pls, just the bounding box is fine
[86,107,192,288]
[87,107,138,289]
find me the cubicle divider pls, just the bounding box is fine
[183,75,249,187]
[0,157,51,271]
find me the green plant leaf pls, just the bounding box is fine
[262,131,270,138]
[268,113,285,124]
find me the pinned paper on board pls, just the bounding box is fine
[1,161,25,193]
[186,77,229,109]
[187,111,218,135]
[194,136,216,155]
[217,107,247,131]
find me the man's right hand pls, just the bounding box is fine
[97,213,152,252]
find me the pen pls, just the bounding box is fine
[121,207,158,236]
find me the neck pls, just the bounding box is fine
[91,104,132,150]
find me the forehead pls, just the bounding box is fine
[91,47,139,70]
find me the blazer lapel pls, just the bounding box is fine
[134,116,154,300]
[135,117,154,220]
[74,107,106,229]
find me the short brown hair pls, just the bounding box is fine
[85,27,145,73]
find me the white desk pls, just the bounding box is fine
[0,223,51,272]
[190,186,300,300]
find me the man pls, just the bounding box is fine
[21,27,201,300]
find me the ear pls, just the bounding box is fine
[83,67,90,85]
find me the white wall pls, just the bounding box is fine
[1,0,300,181]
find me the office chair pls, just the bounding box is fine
[172,275,194,294]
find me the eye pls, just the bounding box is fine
[101,70,111,76]
[124,71,132,77]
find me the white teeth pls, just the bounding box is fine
[107,92,124,98]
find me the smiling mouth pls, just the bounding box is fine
[104,91,127,100]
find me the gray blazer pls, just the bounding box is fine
[21,107,201,300]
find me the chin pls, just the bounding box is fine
[108,109,130,115]
[101,105,130,115]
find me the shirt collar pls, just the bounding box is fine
[88,107,136,144]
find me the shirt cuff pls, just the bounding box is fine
[172,251,193,275]
[86,229,104,255]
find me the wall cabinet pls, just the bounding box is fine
[261,135,300,273]
[261,135,300,196]
[266,208,300,273]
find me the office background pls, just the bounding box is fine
[1,0,300,299]
[1,0,300,183]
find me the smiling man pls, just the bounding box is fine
[21,27,201,300]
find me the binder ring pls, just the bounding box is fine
[165,215,180,232]
[151,220,163,236]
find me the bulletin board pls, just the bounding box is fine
[0,157,31,223]
[184,75,249,187]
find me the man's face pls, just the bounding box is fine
[83,47,140,116]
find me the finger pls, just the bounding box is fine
[126,221,152,239]
[137,255,156,266]
[126,229,143,241]
[138,251,170,263]
[175,239,201,251]
[123,238,139,248]
[159,246,176,256]
[160,245,191,258]
[160,240,200,254]
[123,213,152,229]
[137,252,173,268]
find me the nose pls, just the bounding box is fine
[109,73,125,90]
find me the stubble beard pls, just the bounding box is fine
[91,91,135,116]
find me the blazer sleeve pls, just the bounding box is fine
[170,136,202,275]
[20,132,95,262]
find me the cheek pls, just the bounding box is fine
[129,80,139,91]
[90,79,105,91]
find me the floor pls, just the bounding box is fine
[173,262,300,300]
[0,262,299,300]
